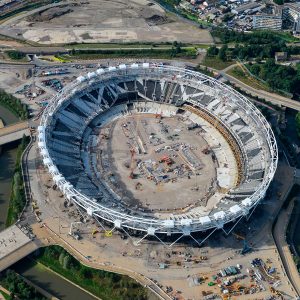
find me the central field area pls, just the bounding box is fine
[97,114,217,213]
[1,0,212,44]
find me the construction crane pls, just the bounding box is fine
[129,147,136,179]
[69,222,82,240]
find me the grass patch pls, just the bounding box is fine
[227,66,271,92]
[35,245,148,300]
[201,57,235,70]
[53,55,71,63]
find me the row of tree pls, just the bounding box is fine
[0,89,28,120]
[6,50,26,60]
[0,269,46,300]
[207,43,300,61]
[37,246,148,300]
[6,135,29,226]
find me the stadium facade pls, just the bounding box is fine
[37,63,278,245]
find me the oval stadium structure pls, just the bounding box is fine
[37,63,278,241]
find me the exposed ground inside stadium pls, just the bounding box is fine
[0,0,213,44]
[98,113,219,212]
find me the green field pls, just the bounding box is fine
[227,66,271,92]
[201,57,235,70]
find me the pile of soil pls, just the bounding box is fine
[27,4,76,22]
[145,14,169,26]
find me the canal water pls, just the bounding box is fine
[12,258,97,300]
[0,105,19,230]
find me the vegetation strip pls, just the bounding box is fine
[0,89,28,120]
[66,44,197,60]
[6,135,29,227]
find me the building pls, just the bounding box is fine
[231,2,263,15]
[293,18,300,34]
[283,3,300,23]
[253,14,282,30]
[275,52,287,62]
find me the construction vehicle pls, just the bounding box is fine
[159,155,173,165]
[104,230,113,237]
[135,182,143,190]
[92,229,99,238]
[202,147,210,155]
[270,287,283,299]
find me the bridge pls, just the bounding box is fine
[0,225,38,272]
[0,121,30,146]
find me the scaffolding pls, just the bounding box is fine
[183,104,244,186]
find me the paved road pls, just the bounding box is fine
[273,196,300,296]
[198,64,300,111]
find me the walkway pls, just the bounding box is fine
[273,197,300,296]
[197,64,300,111]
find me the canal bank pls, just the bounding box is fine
[0,105,20,230]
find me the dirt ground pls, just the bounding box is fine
[98,114,217,212]
[0,0,213,44]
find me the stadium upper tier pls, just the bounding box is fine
[38,63,278,235]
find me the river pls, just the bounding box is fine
[0,105,19,230]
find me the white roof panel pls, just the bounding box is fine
[199,216,211,225]
[214,211,225,220]
[229,205,242,214]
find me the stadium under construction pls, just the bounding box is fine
[37,63,278,246]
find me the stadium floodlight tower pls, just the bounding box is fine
[38,62,278,247]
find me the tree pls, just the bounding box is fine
[295,112,300,138]
[59,252,65,265]
[207,45,219,56]
[63,255,71,269]
[218,45,228,61]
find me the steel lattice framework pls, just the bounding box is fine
[37,63,278,245]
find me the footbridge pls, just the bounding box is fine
[0,225,38,272]
[0,121,30,146]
